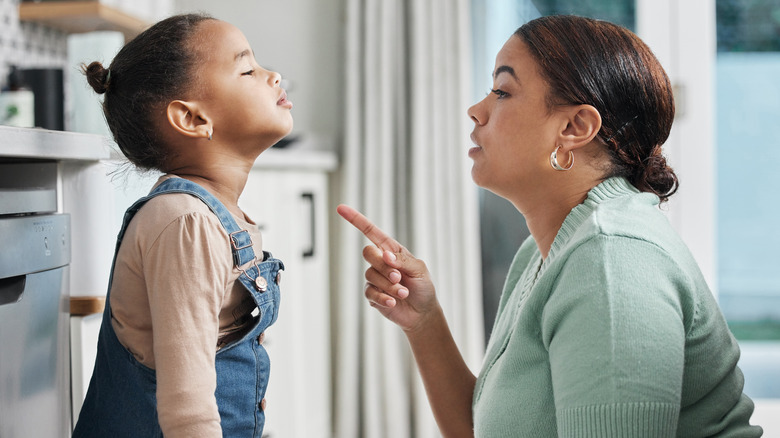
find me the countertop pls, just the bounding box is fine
[253,147,338,171]
[0,126,112,161]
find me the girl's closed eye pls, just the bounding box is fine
[242,69,255,76]
[490,88,509,98]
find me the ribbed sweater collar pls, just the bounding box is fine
[537,177,641,278]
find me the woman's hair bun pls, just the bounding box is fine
[83,61,110,94]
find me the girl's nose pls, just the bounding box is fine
[270,71,281,86]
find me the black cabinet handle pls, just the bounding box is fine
[302,192,315,258]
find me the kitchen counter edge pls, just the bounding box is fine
[0,126,112,161]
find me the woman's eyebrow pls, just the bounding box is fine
[493,65,517,80]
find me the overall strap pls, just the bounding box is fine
[117,177,258,267]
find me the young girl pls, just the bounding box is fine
[73,14,293,437]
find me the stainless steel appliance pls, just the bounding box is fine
[0,161,71,437]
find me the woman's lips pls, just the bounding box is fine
[468,132,482,157]
[277,90,293,109]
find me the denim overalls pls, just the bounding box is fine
[73,178,283,437]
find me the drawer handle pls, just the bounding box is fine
[0,275,26,306]
[302,192,315,258]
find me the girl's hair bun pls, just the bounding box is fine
[83,61,110,94]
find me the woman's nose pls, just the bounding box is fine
[467,100,486,125]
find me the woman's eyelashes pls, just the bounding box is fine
[490,88,509,99]
[242,69,255,76]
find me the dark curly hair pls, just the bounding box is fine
[515,15,678,202]
[82,13,214,171]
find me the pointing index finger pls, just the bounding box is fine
[336,204,402,253]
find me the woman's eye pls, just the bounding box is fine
[490,88,509,98]
[242,69,255,76]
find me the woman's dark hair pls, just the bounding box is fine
[515,15,678,202]
[83,13,214,171]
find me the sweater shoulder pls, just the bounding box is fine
[565,191,695,270]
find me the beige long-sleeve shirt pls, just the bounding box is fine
[109,175,263,437]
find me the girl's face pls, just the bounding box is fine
[467,37,565,202]
[193,20,293,150]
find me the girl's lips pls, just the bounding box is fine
[277,90,293,109]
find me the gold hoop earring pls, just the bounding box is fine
[550,145,574,171]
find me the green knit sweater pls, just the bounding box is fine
[472,177,762,437]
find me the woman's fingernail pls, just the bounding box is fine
[397,288,408,298]
[385,297,396,307]
[386,251,396,261]
[389,271,401,283]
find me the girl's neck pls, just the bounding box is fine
[166,155,253,218]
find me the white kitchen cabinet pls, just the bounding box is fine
[239,160,334,438]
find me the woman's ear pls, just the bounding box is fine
[166,100,212,140]
[558,104,602,151]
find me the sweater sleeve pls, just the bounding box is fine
[541,235,694,437]
[144,212,231,438]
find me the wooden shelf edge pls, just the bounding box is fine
[19,1,149,41]
[70,296,106,316]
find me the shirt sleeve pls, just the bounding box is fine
[144,212,232,438]
[542,235,693,437]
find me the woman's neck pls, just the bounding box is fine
[512,178,595,259]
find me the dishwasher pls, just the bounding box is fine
[0,161,71,437]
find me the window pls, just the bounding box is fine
[716,0,780,399]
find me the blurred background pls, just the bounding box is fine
[1,0,777,436]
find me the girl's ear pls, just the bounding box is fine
[557,104,602,152]
[166,100,212,140]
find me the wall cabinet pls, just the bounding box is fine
[239,165,333,438]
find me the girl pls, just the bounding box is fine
[338,15,762,437]
[73,13,292,437]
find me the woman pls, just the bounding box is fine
[338,15,762,437]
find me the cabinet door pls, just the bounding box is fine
[240,169,331,438]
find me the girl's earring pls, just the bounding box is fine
[208,130,213,141]
[550,145,574,171]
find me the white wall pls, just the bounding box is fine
[174,0,345,151]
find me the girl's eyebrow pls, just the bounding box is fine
[234,49,252,62]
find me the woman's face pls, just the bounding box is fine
[192,20,293,150]
[467,36,564,200]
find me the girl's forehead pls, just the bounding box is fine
[191,20,252,63]
[194,20,246,48]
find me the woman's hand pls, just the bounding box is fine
[337,204,439,333]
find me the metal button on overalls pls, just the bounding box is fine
[255,276,267,292]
